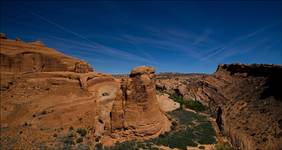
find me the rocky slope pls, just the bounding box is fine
[156,64,282,150]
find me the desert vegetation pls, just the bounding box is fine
[105,109,216,150]
[169,93,206,112]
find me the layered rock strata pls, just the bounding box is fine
[0,35,93,73]
[87,66,170,144]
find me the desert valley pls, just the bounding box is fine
[0,34,282,150]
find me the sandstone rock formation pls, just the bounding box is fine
[0,35,170,149]
[157,93,180,112]
[121,66,170,138]
[87,66,170,145]
[0,35,93,73]
[156,64,282,150]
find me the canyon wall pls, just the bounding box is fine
[156,64,282,149]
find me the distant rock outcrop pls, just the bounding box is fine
[0,35,93,73]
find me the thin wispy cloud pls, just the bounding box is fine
[117,28,220,61]
[45,35,158,64]
[28,11,157,65]
[199,22,281,62]
[192,29,212,46]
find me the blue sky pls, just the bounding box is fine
[1,0,281,74]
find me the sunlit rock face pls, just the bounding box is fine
[86,66,170,143]
[215,64,282,150]
[122,66,170,137]
[0,37,93,73]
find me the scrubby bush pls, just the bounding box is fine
[184,99,205,112]
[76,128,87,137]
[192,123,216,144]
[63,135,75,145]
[69,126,74,131]
[169,93,185,108]
[170,93,205,112]
[215,143,234,150]
[76,144,89,150]
[95,143,103,150]
[76,137,83,143]
[151,128,197,150]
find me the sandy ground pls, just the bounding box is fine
[157,94,180,112]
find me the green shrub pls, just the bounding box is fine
[63,135,75,145]
[103,141,158,150]
[169,93,185,109]
[184,99,205,112]
[151,128,197,150]
[76,137,83,143]
[215,143,234,150]
[95,143,103,150]
[170,93,205,112]
[76,144,89,150]
[76,128,87,137]
[192,123,216,144]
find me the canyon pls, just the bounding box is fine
[1,35,282,150]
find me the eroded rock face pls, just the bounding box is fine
[74,61,93,73]
[215,64,282,150]
[0,36,93,73]
[122,66,170,137]
[87,66,170,144]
